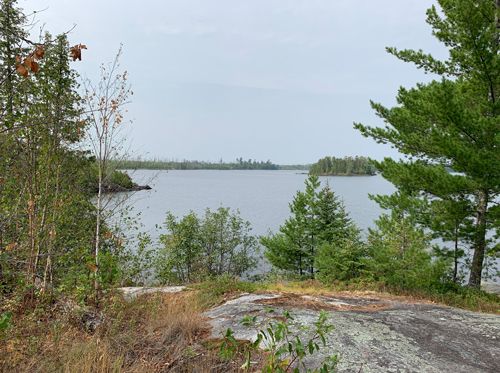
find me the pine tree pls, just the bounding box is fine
[354,0,500,287]
[365,193,448,289]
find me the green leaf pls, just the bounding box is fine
[240,351,251,371]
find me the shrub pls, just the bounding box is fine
[221,308,338,372]
[156,207,259,284]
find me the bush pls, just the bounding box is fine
[110,169,135,189]
[155,207,260,284]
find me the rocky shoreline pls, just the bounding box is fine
[91,184,152,193]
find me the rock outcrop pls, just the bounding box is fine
[203,292,500,373]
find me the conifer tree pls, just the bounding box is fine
[424,198,475,283]
[365,193,447,289]
[261,174,321,276]
[261,175,359,278]
[315,189,366,283]
[354,0,500,287]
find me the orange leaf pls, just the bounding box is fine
[31,61,39,73]
[34,45,45,59]
[24,57,33,70]
[69,44,85,61]
[69,46,79,61]
[16,55,22,63]
[16,64,28,78]
[0,179,3,183]
[89,263,97,272]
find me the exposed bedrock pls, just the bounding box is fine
[203,292,500,373]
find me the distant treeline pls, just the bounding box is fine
[310,156,376,175]
[113,157,311,171]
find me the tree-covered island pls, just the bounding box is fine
[309,156,376,176]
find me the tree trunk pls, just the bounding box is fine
[95,168,102,302]
[468,190,488,287]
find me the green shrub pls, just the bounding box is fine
[222,308,338,372]
[110,169,134,189]
[155,207,259,284]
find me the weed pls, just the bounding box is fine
[221,307,338,372]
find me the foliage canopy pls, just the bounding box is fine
[354,0,500,287]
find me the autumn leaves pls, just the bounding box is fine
[69,43,87,61]
[15,43,86,78]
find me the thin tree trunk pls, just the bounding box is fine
[95,168,102,301]
[468,190,488,287]
[453,224,459,283]
[33,205,47,273]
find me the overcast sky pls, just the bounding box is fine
[22,0,448,165]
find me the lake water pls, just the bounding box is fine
[126,170,396,240]
[120,169,499,283]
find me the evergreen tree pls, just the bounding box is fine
[0,0,27,121]
[315,187,366,283]
[261,175,320,276]
[354,0,500,287]
[424,198,475,283]
[261,175,359,278]
[365,193,448,290]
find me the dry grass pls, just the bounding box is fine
[0,289,263,373]
[261,280,500,314]
[254,292,391,312]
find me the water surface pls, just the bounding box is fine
[126,170,395,239]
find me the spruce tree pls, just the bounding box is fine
[315,190,366,283]
[261,174,321,277]
[261,175,360,278]
[424,198,475,283]
[354,0,500,287]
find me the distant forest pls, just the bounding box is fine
[114,157,311,171]
[310,156,376,175]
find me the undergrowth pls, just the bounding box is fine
[1,277,499,372]
[0,283,263,373]
[262,279,500,314]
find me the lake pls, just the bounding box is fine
[125,170,396,240]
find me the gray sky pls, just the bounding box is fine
[23,0,448,165]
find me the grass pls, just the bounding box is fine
[261,278,500,314]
